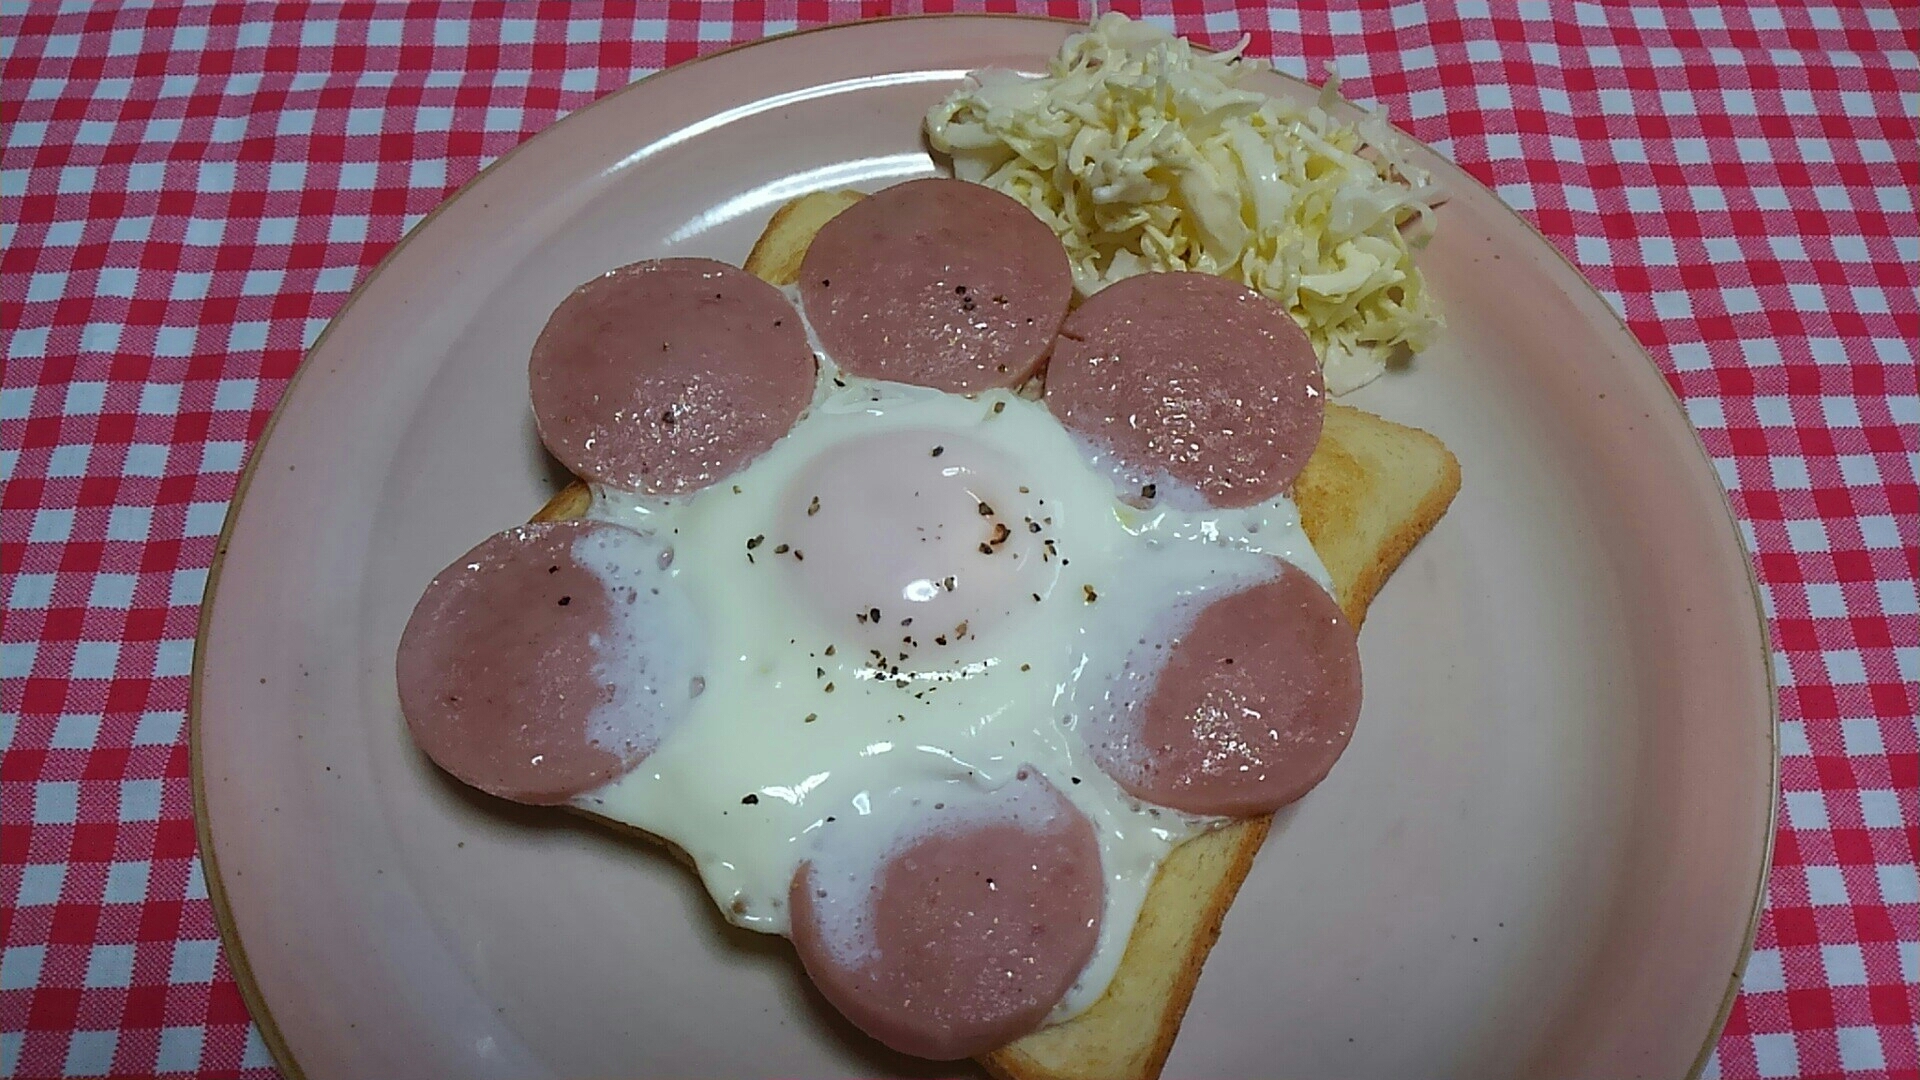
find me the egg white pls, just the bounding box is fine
[576,365,1330,1020]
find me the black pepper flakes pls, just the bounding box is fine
[807,495,820,516]
[930,445,945,458]
[976,502,994,516]
[1083,585,1099,603]
[557,596,572,606]
[1140,483,1158,499]
[741,793,759,805]
[746,535,764,550]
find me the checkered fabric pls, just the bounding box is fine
[2,1,1914,1077]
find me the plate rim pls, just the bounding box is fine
[187,14,1779,1079]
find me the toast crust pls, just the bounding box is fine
[743,187,865,287]
[532,191,1461,1079]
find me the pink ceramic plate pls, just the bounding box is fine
[193,15,1775,1080]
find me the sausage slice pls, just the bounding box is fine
[1086,564,1362,816]
[788,771,1103,1059]
[799,179,1073,393]
[530,258,815,494]
[1045,272,1325,507]
[396,519,698,804]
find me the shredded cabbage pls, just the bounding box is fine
[925,13,1443,394]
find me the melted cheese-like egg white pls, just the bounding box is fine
[578,371,1329,1019]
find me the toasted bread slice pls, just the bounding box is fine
[535,191,1461,1079]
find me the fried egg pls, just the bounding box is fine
[572,360,1329,1018]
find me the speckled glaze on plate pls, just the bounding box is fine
[192,15,1774,1079]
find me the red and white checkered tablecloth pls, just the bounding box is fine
[1,1,1914,1077]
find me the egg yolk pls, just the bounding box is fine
[775,428,1059,659]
